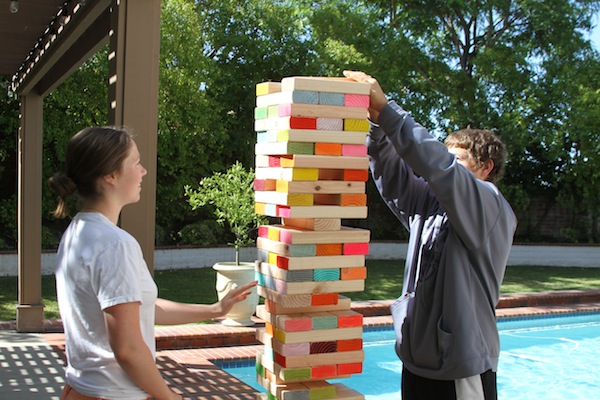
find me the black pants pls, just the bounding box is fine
[402,366,498,400]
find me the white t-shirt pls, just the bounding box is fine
[55,212,158,399]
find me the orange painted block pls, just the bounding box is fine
[341,193,367,207]
[337,362,363,375]
[343,242,369,255]
[316,243,343,256]
[341,267,367,280]
[337,339,363,352]
[276,255,289,270]
[312,293,338,306]
[315,142,342,156]
[254,179,277,191]
[344,169,369,181]
[311,365,337,379]
[265,322,275,336]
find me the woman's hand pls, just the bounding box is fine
[343,70,388,122]
[215,280,258,316]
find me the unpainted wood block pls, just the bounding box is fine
[281,217,342,231]
[257,116,319,131]
[277,180,365,194]
[255,167,319,181]
[275,129,367,145]
[279,103,368,120]
[256,236,316,257]
[276,254,365,270]
[256,90,319,107]
[281,77,370,95]
[277,205,368,219]
[263,296,352,315]
[267,225,369,245]
[254,155,281,168]
[275,349,364,369]
[255,191,314,206]
[258,286,312,308]
[256,327,310,356]
[255,142,315,156]
[279,154,368,170]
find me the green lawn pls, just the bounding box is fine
[1,260,599,321]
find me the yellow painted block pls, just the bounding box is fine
[344,119,370,132]
[255,203,266,215]
[257,81,282,96]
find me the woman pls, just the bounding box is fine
[49,126,256,400]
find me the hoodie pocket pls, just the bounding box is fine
[391,292,415,342]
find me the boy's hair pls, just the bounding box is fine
[444,128,506,183]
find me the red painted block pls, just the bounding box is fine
[258,225,269,238]
[338,313,363,328]
[312,293,338,306]
[276,256,289,270]
[338,362,363,375]
[344,169,369,181]
[289,116,317,130]
[344,242,369,255]
[337,339,363,352]
[311,365,337,379]
[275,352,286,368]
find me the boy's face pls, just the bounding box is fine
[447,146,489,181]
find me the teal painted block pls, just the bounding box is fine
[318,92,344,105]
[313,269,340,281]
[287,269,314,282]
[293,90,319,104]
[288,244,317,257]
[312,314,338,330]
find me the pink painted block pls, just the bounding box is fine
[278,103,293,116]
[279,229,293,244]
[344,94,370,108]
[274,278,287,294]
[277,206,291,218]
[284,316,312,332]
[279,342,310,356]
[342,144,368,157]
[343,242,369,255]
[258,225,269,238]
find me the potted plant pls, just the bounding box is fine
[185,161,267,326]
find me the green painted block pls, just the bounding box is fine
[256,361,265,377]
[313,269,340,281]
[255,107,268,119]
[283,367,311,382]
[309,385,337,400]
[287,142,315,155]
[311,314,338,330]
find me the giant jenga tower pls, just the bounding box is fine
[253,76,371,400]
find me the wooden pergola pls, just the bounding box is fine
[0,0,161,332]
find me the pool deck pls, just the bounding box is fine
[1,290,600,399]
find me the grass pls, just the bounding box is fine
[1,260,599,321]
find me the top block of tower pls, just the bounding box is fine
[281,77,371,95]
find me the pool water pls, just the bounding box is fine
[220,313,600,399]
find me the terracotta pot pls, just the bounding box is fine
[213,262,259,326]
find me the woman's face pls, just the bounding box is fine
[113,141,147,206]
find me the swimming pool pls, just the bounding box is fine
[219,312,600,399]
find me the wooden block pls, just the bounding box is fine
[315,243,343,256]
[277,205,368,219]
[277,180,365,195]
[341,144,368,157]
[278,103,368,120]
[257,261,313,282]
[279,154,369,170]
[257,237,316,257]
[344,169,369,182]
[256,327,310,356]
[255,167,319,181]
[276,254,365,270]
[255,142,314,156]
[258,116,318,130]
[330,310,363,328]
[275,279,365,295]
[275,129,367,145]
[281,77,371,95]
[304,381,337,400]
[256,130,279,143]
[340,266,367,280]
[337,362,363,375]
[315,142,342,156]
[318,92,345,105]
[255,117,279,131]
[344,94,370,108]
[263,296,352,315]
[311,365,337,379]
[277,314,313,332]
[310,341,337,354]
[255,106,268,120]
[255,155,281,167]
[276,350,364,368]
[257,82,282,96]
[269,225,370,245]
[255,202,278,217]
[258,286,312,308]
[343,242,370,255]
[313,269,340,281]
[311,312,338,330]
[256,90,319,107]
[313,194,367,207]
[317,117,344,131]
[332,383,365,400]
[344,119,370,132]
[282,218,342,231]
[312,293,338,306]
[254,179,277,191]
[255,192,314,206]
[337,338,363,352]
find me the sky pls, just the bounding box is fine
[591,13,600,51]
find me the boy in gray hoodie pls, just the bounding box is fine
[344,71,517,400]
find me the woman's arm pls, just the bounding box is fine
[104,302,182,400]
[155,280,257,326]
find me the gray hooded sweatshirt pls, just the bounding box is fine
[368,101,517,380]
